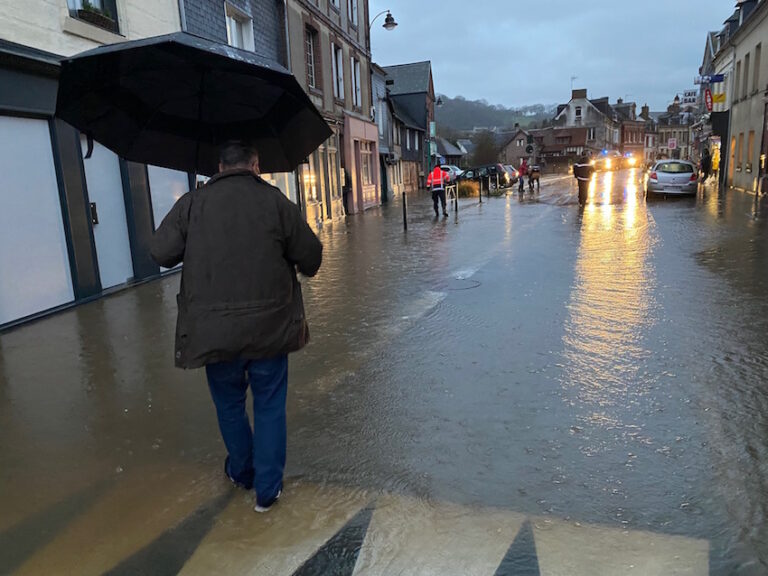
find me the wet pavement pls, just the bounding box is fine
[2,169,768,575]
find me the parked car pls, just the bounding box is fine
[645,160,698,196]
[503,165,519,184]
[459,163,510,188]
[439,164,463,182]
[593,151,622,171]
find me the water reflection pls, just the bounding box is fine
[562,178,655,432]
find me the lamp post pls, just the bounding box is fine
[369,10,397,31]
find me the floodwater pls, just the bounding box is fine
[1,170,767,575]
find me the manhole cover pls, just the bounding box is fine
[446,278,481,291]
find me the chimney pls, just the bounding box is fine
[514,122,520,130]
[572,88,587,100]
[617,97,623,105]
[640,104,649,119]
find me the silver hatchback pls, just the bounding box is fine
[646,160,698,196]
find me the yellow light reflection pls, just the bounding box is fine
[587,173,597,204]
[625,174,638,230]
[562,173,655,443]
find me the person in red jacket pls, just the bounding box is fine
[518,158,529,193]
[427,160,450,217]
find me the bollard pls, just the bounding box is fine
[478,178,483,203]
[495,173,499,192]
[402,189,407,231]
[454,184,459,212]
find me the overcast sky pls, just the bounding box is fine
[370,0,735,111]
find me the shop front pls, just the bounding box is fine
[344,114,380,214]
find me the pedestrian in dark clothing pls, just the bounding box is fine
[700,148,712,181]
[428,161,449,217]
[342,168,350,215]
[151,141,323,513]
[573,153,594,205]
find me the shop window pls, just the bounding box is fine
[361,142,374,186]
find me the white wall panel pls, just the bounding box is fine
[0,116,74,324]
[81,139,134,289]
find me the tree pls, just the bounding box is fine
[471,131,499,165]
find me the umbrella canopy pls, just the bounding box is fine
[56,32,332,176]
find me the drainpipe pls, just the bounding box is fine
[177,0,187,31]
[280,0,291,71]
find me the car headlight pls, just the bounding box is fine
[605,159,612,169]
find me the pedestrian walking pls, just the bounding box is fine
[519,158,529,193]
[573,153,594,205]
[700,148,712,181]
[428,159,449,217]
[151,141,323,513]
[342,168,351,215]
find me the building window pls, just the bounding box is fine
[737,132,744,169]
[348,0,358,26]
[587,127,595,140]
[735,60,741,101]
[575,106,582,122]
[361,142,374,185]
[743,53,751,100]
[351,56,361,108]
[332,43,344,100]
[517,138,523,147]
[305,26,320,90]
[754,44,761,94]
[328,148,340,198]
[67,0,119,33]
[415,135,419,151]
[377,100,385,136]
[747,131,755,172]
[406,129,411,150]
[330,0,340,10]
[225,4,255,51]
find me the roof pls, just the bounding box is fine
[390,98,422,130]
[436,138,465,157]
[499,127,531,148]
[456,139,476,154]
[589,97,615,118]
[381,61,431,95]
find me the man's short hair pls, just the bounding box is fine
[219,141,259,168]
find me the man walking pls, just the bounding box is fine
[428,160,449,217]
[151,141,323,513]
[573,152,594,205]
[700,148,712,181]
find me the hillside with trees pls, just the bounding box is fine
[435,95,556,134]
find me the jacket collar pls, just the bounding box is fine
[206,168,264,186]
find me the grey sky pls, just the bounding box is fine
[370,0,735,111]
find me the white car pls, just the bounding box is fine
[646,160,698,196]
[439,164,463,182]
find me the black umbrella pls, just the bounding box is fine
[56,32,332,176]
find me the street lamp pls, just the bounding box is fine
[370,10,397,31]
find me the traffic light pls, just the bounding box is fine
[527,134,534,144]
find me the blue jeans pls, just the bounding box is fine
[205,355,288,506]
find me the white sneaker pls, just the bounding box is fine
[254,490,282,513]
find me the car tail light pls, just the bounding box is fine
[689,173,698,182]
[650,172,658,180]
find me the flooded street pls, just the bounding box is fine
[2,170,768,575]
